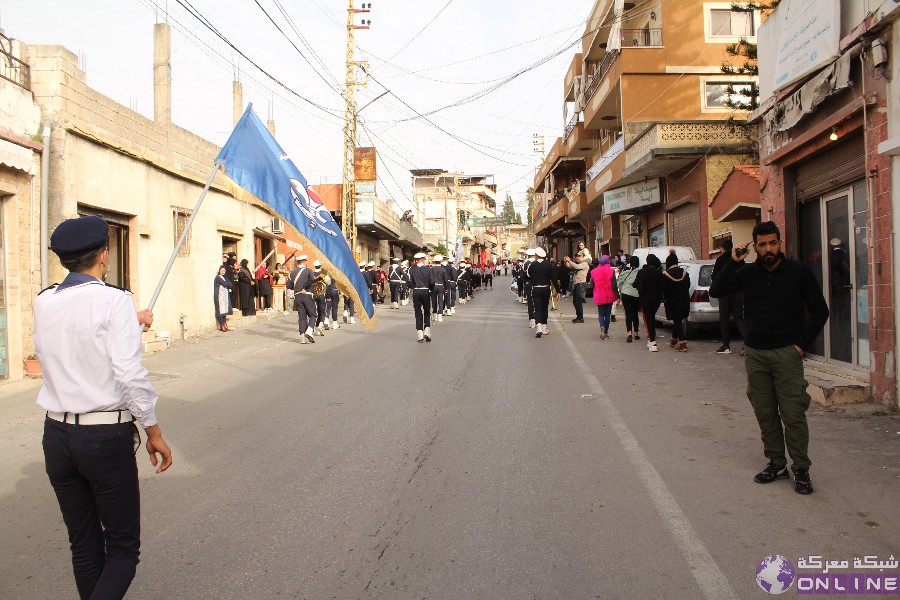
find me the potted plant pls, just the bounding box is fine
[24,354,42,378]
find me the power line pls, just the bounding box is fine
[384,0,455,63]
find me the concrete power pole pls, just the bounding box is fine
[341,1,371,259]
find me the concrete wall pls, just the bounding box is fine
[25,43,284,338]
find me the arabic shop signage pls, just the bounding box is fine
[356,200,375,225]
[603,180,661,215]
[466,216,513,227]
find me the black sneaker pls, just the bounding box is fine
[571,318,584,323]
[794,469,813,495]
[717,344,732,354]
[634,334,640,340]
[754,462,789,484]
[626,334,633,343]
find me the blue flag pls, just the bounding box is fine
[216,105,376,328]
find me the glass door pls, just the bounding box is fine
[825,192,853,364]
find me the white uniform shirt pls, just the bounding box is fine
[34,274,158,428]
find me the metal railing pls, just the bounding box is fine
[583,51,618,105]
[0,33,30,90]
[620,28,663,47]
[564,112,580,140]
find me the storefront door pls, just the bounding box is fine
[798,182,869,369]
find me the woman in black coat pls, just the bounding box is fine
[634,253,664,351]
[238,259,257,317]
[662,252,691,351]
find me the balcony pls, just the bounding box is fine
[620,28,663,48]
[564,53,583,101]
[0,33,30,90]
[622,121,754,184]
[396,219,424,248]
[564,121,596,158]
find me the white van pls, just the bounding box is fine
[630,246,696,267]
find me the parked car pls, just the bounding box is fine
[655,259,717,339]
[631,245,696,267]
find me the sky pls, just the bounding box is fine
[3,0,594,215]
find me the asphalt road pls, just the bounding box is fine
[1,278,899,599]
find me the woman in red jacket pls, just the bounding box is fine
[591,255,618,340]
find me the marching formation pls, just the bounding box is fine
[511,247,562,338]
[271,252,496,344]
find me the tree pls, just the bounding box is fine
[435,242,449,256]
[720,2,780,111]
[501,194,517,224]
[525,187,535,226]
[515,211,523,224]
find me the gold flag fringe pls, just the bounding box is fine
[222,175,378,332]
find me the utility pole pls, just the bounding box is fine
[342,1,372,259]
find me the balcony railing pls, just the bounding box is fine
[620,28,663,48]
[0,33,30,90]
[583,51,618,105]
[564,113,580,140]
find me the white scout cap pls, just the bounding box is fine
[525,249,536,256]
[313,259,322,267]
[535,248,547,258]
[368,261,376,267]
[401,260,409,266]
[433,254,443,262]
[391,257,400,262]
[414,252,426,259]
[298,254,308,261]
[358,261,366,268]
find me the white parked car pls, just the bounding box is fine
[655,259,718,339]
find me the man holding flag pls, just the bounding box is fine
[215,105,375,333]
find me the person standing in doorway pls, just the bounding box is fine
[36,216,172,600]
[214,265,233,332]
[256,260,273,311]
[710,221,829,495]
[238,259,257,317]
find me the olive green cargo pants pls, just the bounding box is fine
[744,346,811,472]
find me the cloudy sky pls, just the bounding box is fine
[4,0,594,214]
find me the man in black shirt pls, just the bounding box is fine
[530,247,560,338]
[408,252,435,342]
[710,221,829,495]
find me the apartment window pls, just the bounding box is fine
[425,218,443,234]
[174,208,192,257]
[702,79,754,110]
[704,3,757,42]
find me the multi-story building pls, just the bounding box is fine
[411,170,498,261]
[752,0,900,407]
[533,0,758,261]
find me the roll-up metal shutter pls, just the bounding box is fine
[795,135,865,201]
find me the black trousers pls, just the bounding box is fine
[485,273,493,288]
[641,301,661,342]
[525,283,534,319]
[447,282,457,308]
[532,286,550,324]
[325,289,340,321]
[622,294,641,333]
[314,295,327,326]
[43,418,141,600]
[432,284,445,313]
[572,283,585,320]
[389,281,403,304]
[296,294,316,332]
[413,289,431,330]
[344,296,355,317]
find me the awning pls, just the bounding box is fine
[710,165,761,222]
[0,138,36,174]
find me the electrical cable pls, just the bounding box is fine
[384,0,455,63]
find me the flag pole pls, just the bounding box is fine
[147,160,223,310]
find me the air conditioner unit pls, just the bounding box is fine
[272,216,284,234]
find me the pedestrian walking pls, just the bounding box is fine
[287,255,317,344]
[324,270,341,330]
[388,257,404,309]
[445,257,458,315]
[431,254,448,322]
[529,248,558,338]
[36,216,173,600]
[214,265,233,331]
[662,252,691,351]
[712,239,748,354]
[523,249,536,328]
[365,261,378,305]
[312,260,328,336]
[591,255,618,340]
[617,255,641,342]
[635,254,664,352]
[564,252,589,323]
[408,252,435,342]
[238,259,257,317]
[710,221,829,495]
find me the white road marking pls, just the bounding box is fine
[556,323,738,600]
